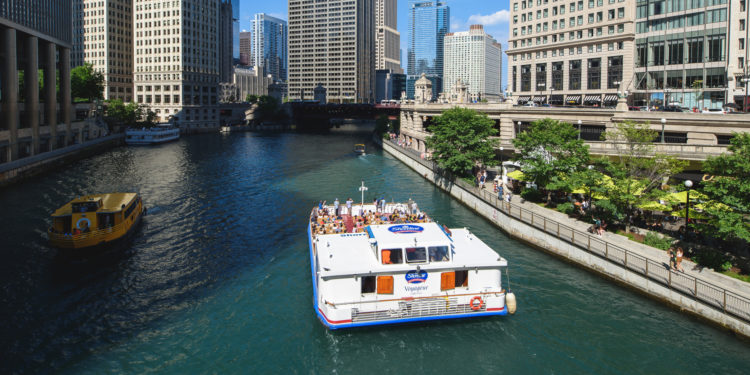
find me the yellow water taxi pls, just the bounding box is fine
[354,144,366,155]
[48,193,145,250]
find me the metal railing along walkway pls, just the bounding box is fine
[385,139,750,324]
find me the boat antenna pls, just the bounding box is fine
[359,180,368,209]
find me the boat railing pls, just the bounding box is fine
[48,212,138,243]
[324,290,506,307]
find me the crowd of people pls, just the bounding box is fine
[310,199,431,236]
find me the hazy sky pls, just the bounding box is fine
[240,0,511,90]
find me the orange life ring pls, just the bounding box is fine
[469,296,484,311]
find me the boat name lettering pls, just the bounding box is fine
[404,285,428,293]
[405,270,428,284]
[388,225,424,234]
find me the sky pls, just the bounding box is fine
[240,0,511,90]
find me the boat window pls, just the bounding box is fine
[405,247,427,263]
[377,276,394,294]
[428,246,450,262]
[123,200,137,219]
[361,276,376,294]
[441,272,456,291]
[455,270,469,288]
[72,201,100,213]
[381,248,403,264]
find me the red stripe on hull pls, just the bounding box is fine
[318,308,352,324]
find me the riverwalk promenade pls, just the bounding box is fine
[382,138,750,338]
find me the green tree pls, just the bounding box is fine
[374,114,390,138]
[700,133,750,243]
[105,99,143,127]
[601,121,686,232]
[425,107,498,177]
[246,94,259,103]
[254,95,280,122]
[71,63,104,102]
[512,118,590,203]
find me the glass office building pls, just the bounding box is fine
[252,13,288,82]
[407,1,449,100]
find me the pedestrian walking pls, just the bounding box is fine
[675,247,685,272]
[668,247,677,270]
[346,197,353,213]
[498,184,504,200]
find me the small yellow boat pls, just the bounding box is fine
[48,193,145,250]
[354,144,366,155]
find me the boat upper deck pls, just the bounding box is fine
[315,225,507,278]
[52,193,138,217]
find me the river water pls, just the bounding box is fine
[1,126,748,374]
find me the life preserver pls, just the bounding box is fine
[469,296,484,311]
[702,174,714,182]
[76,217,91,230]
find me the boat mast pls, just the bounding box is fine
[359,180,368,212]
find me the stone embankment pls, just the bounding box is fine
[0,134,124,187]
[381,138,750,339]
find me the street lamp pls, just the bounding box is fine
[684,179,693,239]
[577,119,582,140]
[660,118,666,143]
[500,146,504,164]
[517,121,521,137]
[665,88,671,107]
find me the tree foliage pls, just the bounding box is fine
[425,107,498,177]
[601,121,686,232]
[374,114,390,138]
[512,118,590,203]
[700,133,750,242]
[105,99,154,127]
[71,63,104,102]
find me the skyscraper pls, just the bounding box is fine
[407,0,449,100]
[71,0,133,102]
[251,13,287,81]
[133,0,220,128]
[288,0,375,102]
[240,31,252,66]
[376,0,402,73]
[444,25,502,101]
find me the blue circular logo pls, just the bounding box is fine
[405,270,428,284]
[388,225,424,234]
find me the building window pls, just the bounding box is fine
[521,64,532,91]
[569,60,582,90]
[707,34,725,62]
[536,63,547,91]
[668,40,684,65]
[587,58,601,90]
[552,62,564,90]
[667,70,684,89]
[607,56,623,89]
[650,41,665,66]
[637,43,647,67]
[513,66,518,92]
[687,37,703,63]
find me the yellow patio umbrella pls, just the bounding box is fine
[507,170,526,181]
[571,175,613,198]
[694,201,732,211]
[670,208,709,220]
[638,201,672,211]
[667,190,708,204]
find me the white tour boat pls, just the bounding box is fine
[125,124,180,145]
[308,200,516,329]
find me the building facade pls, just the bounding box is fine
[251,13,287,81]
[506,0,635,107]
[219,0,235,83]
[376,0,403,73]
[72,0,133,102]
[407,0,449,100]
[233,66,274,101]
[133,0,220,128]
[727,0,747,110]
[1,0,75,162]
[288,0,375,103]
[632,0,733,109]
[239,31,251,66]
[443,25,503,102]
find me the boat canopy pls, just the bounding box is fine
[52,193,138,217]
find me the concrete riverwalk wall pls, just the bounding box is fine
[0,134,124,188]
[381,139,750,339]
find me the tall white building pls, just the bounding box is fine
[251,13,287,81]
[443,25,502,101]
[376,0,402,73]
[72,0,133,102]
[133,0,220,128]
[288,0,375,103]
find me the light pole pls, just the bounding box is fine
[684,179,693,239]
[359,180,368,212]
[665,88,671,107]
[744,77,750,112]
[499,146,504,164]
[660,118,666,143]
[577,119,582,140]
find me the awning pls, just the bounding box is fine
[549,94,564,103]
[532,96,546,103]
[603,94,619,102]
[584,94,602,102]
[517,96,531,103]
[566,95,581,104]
